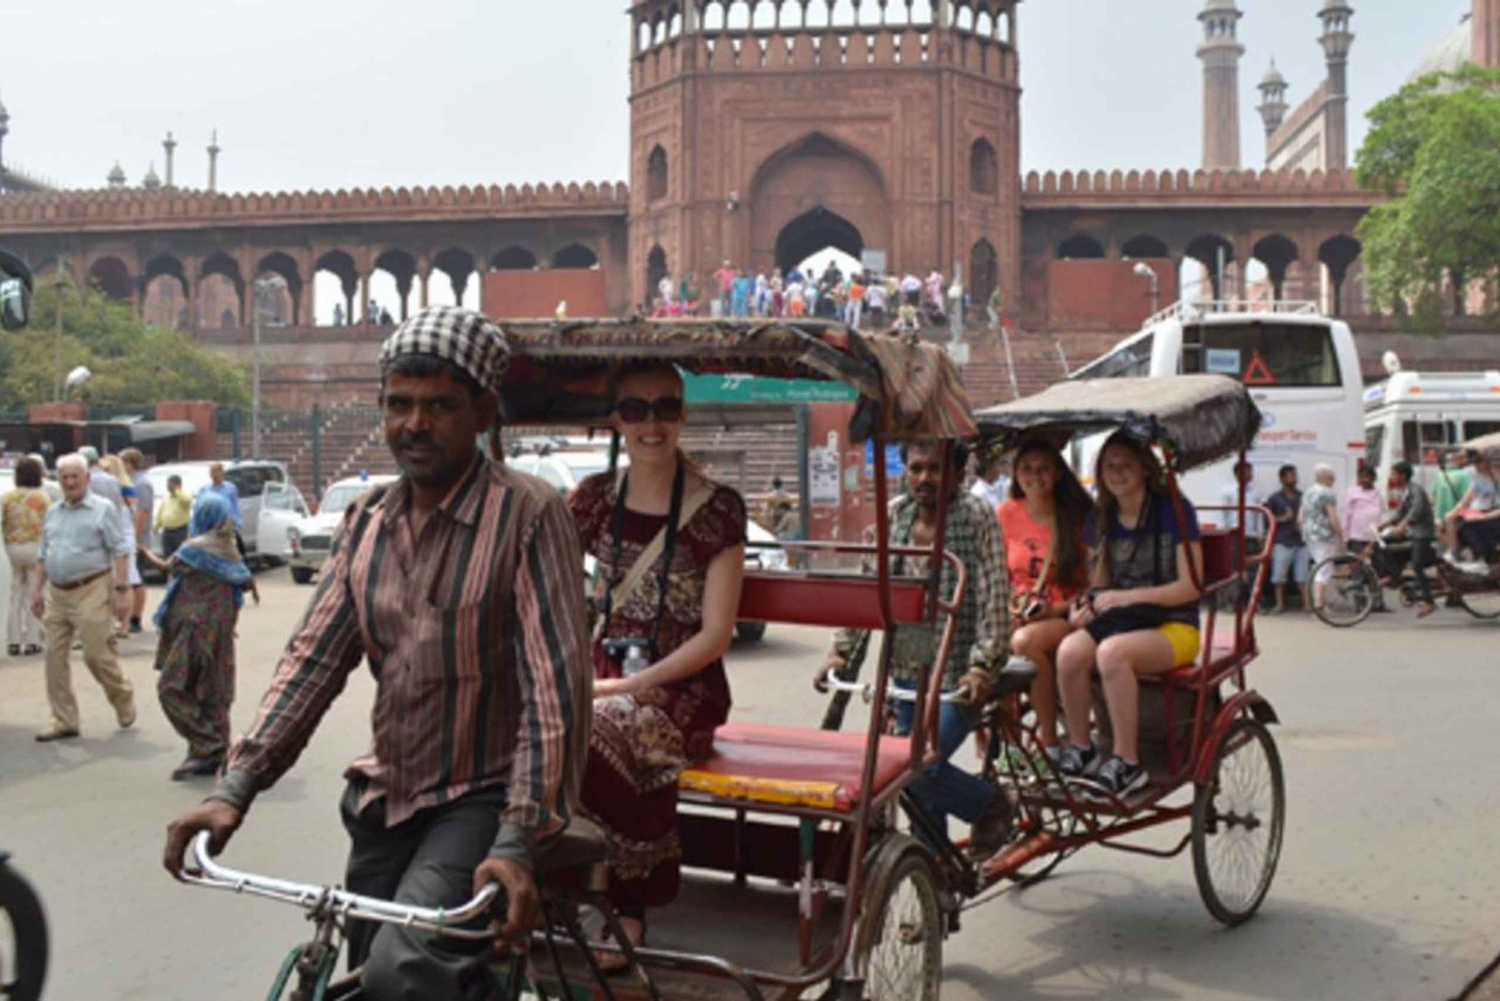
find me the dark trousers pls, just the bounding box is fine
[161,526,188,558]
[341,780,507,1001]
[1458,519,1500,563]
[1374,538,1436,605]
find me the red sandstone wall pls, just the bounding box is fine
[1045,260,1180,331]
[156,400,219,460]
[484,271,608,319]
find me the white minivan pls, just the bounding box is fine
[1362,368,1500,492]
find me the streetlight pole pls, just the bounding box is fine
[53,256,66,402]
[1133,261,1161,315]
[252,280,264,458]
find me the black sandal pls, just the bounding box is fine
[593,914,647,976]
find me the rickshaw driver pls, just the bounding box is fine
[815,440,1015,858]
[162,307,593,1001]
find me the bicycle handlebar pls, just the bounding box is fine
[178,832,501,941]
[820,669,971,706]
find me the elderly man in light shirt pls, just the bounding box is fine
[30,453,137,741]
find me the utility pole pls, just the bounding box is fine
[252,280,263,458]
[53,256,66,401]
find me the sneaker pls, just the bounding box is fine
[117,703,137,730]
[129,617,142,634]
[1053,744,1096,778]
[35,725,80,743]
[1093,756,1150,797]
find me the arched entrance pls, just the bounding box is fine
[774,207,863,275]
[749,132,890,276]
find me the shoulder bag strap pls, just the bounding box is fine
[605,472,715,618]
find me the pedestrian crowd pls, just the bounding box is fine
[648,259,1003,333]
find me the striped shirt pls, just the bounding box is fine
[213,456,592,865]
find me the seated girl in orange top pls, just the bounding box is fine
[995,439,1093,751]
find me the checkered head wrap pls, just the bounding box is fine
[378,306,510,393]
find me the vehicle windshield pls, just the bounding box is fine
[1181,322,1341,388]
[321,483,372,512]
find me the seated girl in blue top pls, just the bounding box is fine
[1053,432,1204,797]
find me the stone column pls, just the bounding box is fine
[359,273,372,326]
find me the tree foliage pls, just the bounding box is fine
[1355,66,1500,319]
[0,282,251,410]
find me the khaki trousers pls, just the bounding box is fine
[43,574,134,732]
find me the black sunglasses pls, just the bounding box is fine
[615,396,685,424]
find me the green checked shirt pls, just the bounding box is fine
[832,492,1010,689]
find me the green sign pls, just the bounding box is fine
[681,372,857,405]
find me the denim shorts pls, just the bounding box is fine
[1271,543,1309,584]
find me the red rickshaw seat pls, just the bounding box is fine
[679,723,911,813]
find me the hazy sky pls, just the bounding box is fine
[0,1,1474,193]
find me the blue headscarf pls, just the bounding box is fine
[153,493,252,629]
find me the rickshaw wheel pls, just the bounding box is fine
[848,850,943,1001]
[0,862,48,1001]
[1456,585,1500,620]
[1311,555,1378,628]
[1191,719,1285,927]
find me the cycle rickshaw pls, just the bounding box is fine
[176,340,1286,1000]
[1313,430,1500,627]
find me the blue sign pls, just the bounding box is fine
[865,442,906,479]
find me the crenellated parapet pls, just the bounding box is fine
[1021,166,1379,208]
[0,180,630,232]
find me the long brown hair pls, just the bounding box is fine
[1010,440,1092,590]
[1094,431,1165,530]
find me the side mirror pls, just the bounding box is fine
[0,277,29,331]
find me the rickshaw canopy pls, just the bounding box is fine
[976,374,1263,471]
[495,318,978,442]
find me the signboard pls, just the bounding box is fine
[865,441,906,479]
[681,372,858,405]
[861,249,888,276]
[1205,348,1241,376]
[809,446,841,506]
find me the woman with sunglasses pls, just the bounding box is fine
[567,363,747,967]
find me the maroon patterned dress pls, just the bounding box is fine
[568,470,746,910]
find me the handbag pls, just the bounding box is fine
[1083,496,1171,643]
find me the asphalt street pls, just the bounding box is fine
[1,570,1496,1001]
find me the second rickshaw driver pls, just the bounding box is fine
[163,306,593,1001]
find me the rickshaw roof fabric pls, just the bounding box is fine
[495,318,977,442]
[977,375,1263,470]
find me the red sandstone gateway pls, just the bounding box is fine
[175,321,1285,1001]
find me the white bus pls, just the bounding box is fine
[1068,301,1366,511]
[1362,367,1500,494]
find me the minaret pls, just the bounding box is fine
[107,162,127,189]
[1198,0,1245,170]
[1257,61,1289,141]
[206,129,220,193]
[1474,0,1498,68]
[143,162,161,191]
[162,131,177,189]
[1319,2,1354,170]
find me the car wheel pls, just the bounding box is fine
[290,567,316,585]
[735,621,767,643]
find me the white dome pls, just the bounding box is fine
[1408,15,1471,85]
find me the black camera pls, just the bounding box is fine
[602,637,657,677]
[1022,597,1047,622]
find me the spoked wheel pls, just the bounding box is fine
[0,862,48,1001]
[1456,583,1500,621]
[1312,555,1379,627]
[1192,720,1285,926]
[850,852,943,1001]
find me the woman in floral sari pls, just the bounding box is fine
[139,493,253,781]
[568,362,746,968]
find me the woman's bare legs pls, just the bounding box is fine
[1012,619,1073,747]
[1093,631,1177,763]
[1055,629,1099,749]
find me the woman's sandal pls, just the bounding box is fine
[593,916,647,976]
[1416,602,1438,619]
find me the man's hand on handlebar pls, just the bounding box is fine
[163,799,244,877]
[813,653,845,694]
[472,857,539,952]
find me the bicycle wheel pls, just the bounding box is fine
[849,850,943,1001]
[0,862,49,1001]
[1312,555,1378,627]
[1191,720,1285,926]
[1457,585,1500,620]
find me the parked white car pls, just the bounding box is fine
[509,447,784,641]
[285,474,400,584]
[145,460,302,564]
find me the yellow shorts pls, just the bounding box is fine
[1159,622,1202,668]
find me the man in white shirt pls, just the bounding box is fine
[969,451,1010,511]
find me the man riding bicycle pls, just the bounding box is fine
[163,307,592,1000]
